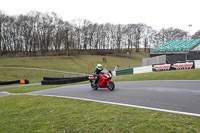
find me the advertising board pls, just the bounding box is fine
[152,61,194,72]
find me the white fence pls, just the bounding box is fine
[133,65,152,74]
[113,60,200,76]
[195,60,200,68]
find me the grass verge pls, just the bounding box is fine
[1,68,200,93]
[0,81,89,93]
[0,85,62,93]
[0,55,143,74]
[0,68,77,83]
[113,69,200,81]
[0,95,199,133]
[0,55,143,83]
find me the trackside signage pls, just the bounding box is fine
[172,62,193,70]
[153,64,171,71]
[152,61,194,72]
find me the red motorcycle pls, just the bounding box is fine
[88,70,115,91]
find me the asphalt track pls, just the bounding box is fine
[27,80,200,116]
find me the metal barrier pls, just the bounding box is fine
[195,60,200,68]
[116,68,134,76]
[134,65,152,74]
[113,60,200,76]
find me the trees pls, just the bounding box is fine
[142,26,153,52]
[157,28,187,45]
[62,21,73,56]
[0,11,6,55]
[134,23,146,52]
[192,30,200,39]
[0,10,191,56]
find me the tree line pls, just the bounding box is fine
[0,10,199,56]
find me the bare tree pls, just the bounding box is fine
[0,10,193,56]
[62,21,72,56]
[0,11,7,55]
[134,23,146,52]
[142,26,153,52]
[192,30,200,39]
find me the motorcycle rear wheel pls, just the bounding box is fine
[91,83,98,90]
[107,81,115,91]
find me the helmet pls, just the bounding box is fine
[97,64,102,70]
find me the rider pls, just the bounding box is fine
[93,64,103,84]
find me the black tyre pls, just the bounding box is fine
[91,83,98,90]
[107,81,115,91]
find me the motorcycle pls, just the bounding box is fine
[88,70,115,91]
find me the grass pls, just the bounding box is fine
[0,54,145,84]
[113,69,200,81]
[1,54,200,132]
[0,85,62,93]
[0,81,89,93]
[0,95,199,133]
[0,68,70,83]
[1,68,200,93]
[0,55,144,74]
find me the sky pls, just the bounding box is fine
[0,0,199,35]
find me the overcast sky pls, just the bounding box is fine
[0,0,199,34]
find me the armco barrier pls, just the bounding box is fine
[41,76,89,85]
[113,60,200,76]
[194,60,200,68]
[133,65,152,74]
[0,79,29,85]
[116,68,133,76]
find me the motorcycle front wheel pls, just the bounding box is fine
[107,81,115,91]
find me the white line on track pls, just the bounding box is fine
[27,94,200,117]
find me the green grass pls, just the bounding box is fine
[0,55,144,74]
[1,55,200,132]
[0,81,89,93]
[0,68,69,83]
[113,69,200,81]
[0,95,199,133]
[1,68,200,94]
[0,85,62,93]
[0,55,144,83]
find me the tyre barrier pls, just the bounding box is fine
[0,79,29,85]
[43,77,81,81]
[41,76,89,85]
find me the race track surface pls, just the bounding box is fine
[27,80,200,115]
